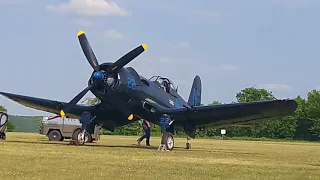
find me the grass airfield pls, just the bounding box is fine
[0,133,320,180]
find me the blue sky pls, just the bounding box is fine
[1,0,320,116]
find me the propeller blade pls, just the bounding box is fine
[60,83,94,117]
[106,44,147,73]
[77,30,100,72]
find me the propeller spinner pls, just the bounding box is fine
[60,30,147,121]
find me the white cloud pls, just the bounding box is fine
[217,64,238,71]
[73,19,95,26]
[104,30,125,40]
[194,10,220,18]
[257,84,292,91]
[46,0,129,16]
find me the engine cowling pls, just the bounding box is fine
[88,63,120,93]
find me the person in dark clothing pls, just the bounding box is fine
[137,119,151,146]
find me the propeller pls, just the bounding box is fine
[59,30,147,121]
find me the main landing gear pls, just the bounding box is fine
[158,114,175,151]
[71,111,95,146]
[157,114,194,151]
[158,132,174,151]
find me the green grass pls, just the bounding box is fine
[1,132,320,180]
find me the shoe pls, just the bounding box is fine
[146,144,151,147]
[137,139,141,145]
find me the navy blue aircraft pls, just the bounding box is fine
[0,31,298,150]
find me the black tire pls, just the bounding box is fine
[161,132,174,151]
[72,129,83,145]
[48,130,62,141]
[0,132,6,140]
[85,132,92,143]
[72,129,90,145]
[186,143,191,149]
[0,112,8,127]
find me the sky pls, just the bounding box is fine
[1,0,320,116]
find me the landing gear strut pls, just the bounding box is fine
[186,136,191,149]
[158,114,174,151]
[71,111,95,146]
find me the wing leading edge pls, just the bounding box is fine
[168,99,297,127]
[0,92,95,118]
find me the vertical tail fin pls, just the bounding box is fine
[187,75,201,106]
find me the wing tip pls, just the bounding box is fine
[277,99,298,114]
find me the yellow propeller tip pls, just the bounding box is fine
[77,30,85,36]
[60,110,66,117]
[142,44,148,50]
[128,114,134,120]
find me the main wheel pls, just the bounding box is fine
[161,132,174,151]
[85,132,92,143]
[72,129,90,145]
[48,130,62,141]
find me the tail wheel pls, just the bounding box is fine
[48,130,62,141]
[186,143,191,149]
[0,132,6,140]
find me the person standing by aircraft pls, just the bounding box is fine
[137,119,151,146]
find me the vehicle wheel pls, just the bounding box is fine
[0,132,6,140]
[48,130,62,141]
[161,132,174,151]
[0,112,8,127]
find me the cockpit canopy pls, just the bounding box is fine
[149,75,178,92]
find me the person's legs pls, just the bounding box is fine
[139,134,147,141]
[137,127,148,145]
[145,128,150,146]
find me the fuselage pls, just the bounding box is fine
[87,64,190,131]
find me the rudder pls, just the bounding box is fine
[187,75,201,106]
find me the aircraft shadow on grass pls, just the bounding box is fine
[2,140,264,155]
[0,30,298,151]
[2,140,191,151]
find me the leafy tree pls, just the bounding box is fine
[236,87,275,102]
[81,97,100,105]
[304,90,320,138]
[0,105,6,112]
[235,87,297,139]
[209,101,223,105]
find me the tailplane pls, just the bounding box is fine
[187,75,201,106]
